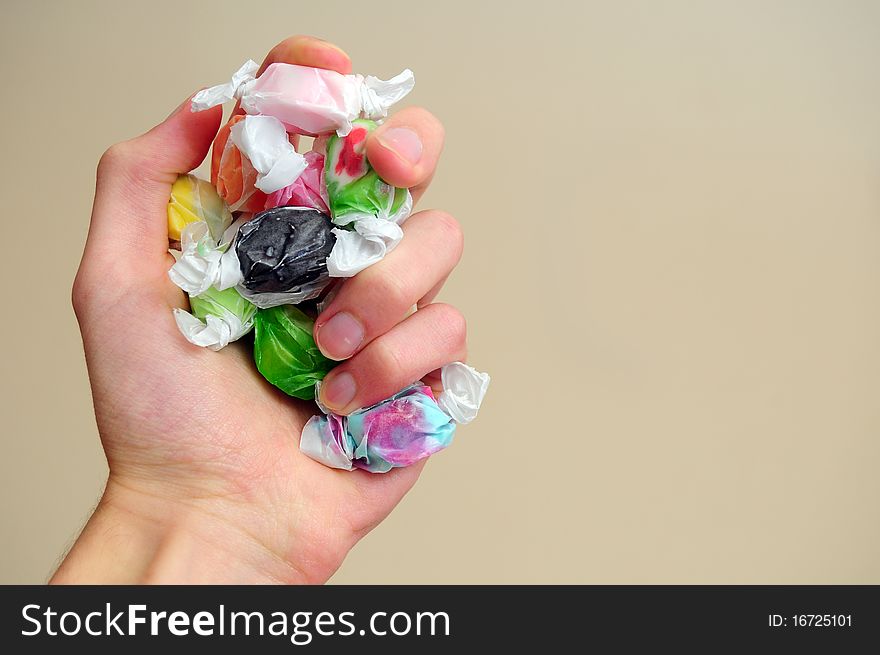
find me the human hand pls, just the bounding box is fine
[54,36,465,584]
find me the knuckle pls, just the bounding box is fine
[370,338,407,377]
[96,140,138,181]
[431,303,467,351]
[70,269,96,319]
[370,271,415,313]
[430,210,464,259]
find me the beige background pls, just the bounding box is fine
[1,0,879,583]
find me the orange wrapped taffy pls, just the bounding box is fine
[211,115,269,213]
[212,114,330,215]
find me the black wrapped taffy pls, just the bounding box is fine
[235,207,336,306]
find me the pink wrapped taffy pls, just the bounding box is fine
[264,151,330,214]
[192,60,414,136]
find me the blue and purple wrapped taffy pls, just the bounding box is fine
[301,362,490,473]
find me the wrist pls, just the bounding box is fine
[50,476,314,584]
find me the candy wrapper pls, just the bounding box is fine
[168,204,335,309]
[174,286,257,351]
[234,206,336,308]
[436,361,492,424]
[230,115,307,194]
[167,174,233,243]
[264,151,330,214]
[300,363,490,472]
[166,171,247,297]
[253,305,337,400]
[211,115,269,213]
[324,119,413,277]
[193,60,415,137]
[168,214,246,296]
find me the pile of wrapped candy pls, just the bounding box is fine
[165,60,490,473]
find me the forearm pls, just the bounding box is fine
[50,478,307,585]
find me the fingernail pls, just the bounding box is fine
[321,372,357,412]
[316,312,364,360]
[377,127,423,166]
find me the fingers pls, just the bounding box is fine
[314,210,464,361]
[365,107,445,204]
[319,303,467,415]
[83,96,222,275]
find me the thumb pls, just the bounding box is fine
[84,95,223,274]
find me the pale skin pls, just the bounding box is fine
[53,36,466,584]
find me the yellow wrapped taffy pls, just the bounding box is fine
[167,174,233,242]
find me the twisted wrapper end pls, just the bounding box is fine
[358,69,416,122]
[437,362,491,425]
[229,115,308,194]
[191,60,259,111]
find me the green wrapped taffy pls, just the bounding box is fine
[173,286,256,351]
[253,305,337,400]
[324,119,410,226]
[324,119,414,278]
[190,286,255,325]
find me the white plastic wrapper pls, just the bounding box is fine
[437,362,492,425]
[168,217,247,295]
[300,413,354,471]
[172,306,254,352]
[191,60,260,110]
[357,72,416,125]
[327,217,403,277]
[235,284,327,309]
[229,115,307,194]
[192,60,415,137]
[326,190,413,277]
